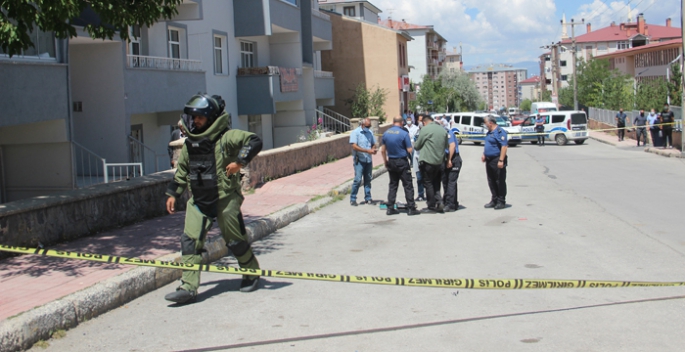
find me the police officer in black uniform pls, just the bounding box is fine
[381,117,421,216]
[481,115,508,210]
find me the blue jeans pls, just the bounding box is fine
[350,160,373,202]
[415,170,425,198]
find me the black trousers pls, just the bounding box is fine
[485,156,507,204]
[419,161,443,208]
[635,127,647,145]
[650,128,662,147]
[663,128,673,147]
[442,154,462,208]
[535,126,545,144]
[617,123,625,140]
[386,158,416,209]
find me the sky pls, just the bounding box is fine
[371,0,681,70]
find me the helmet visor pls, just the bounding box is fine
[185,95,210,110]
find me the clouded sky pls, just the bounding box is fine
[371,0,681,66]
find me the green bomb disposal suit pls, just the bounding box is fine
[166,111,262,293]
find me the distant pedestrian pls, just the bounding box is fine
[411,117,426,201]
[633,109,648,147]
[381,117,420,216]
[534,113,545,146]
[615,108,627,141]
[647,109,661,147]
[402,110,408,120]
[441,130,462,212]
[349,118,377,206]
[415,115,449,213]
[660,104,675,149]
[440,114,451,130]
[482,115,508,210]
[408,111,415,124]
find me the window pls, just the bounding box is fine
[129,25,141,55]
[282,0,297,5]
[0,24,56,59]
[560,60,567,67]
[461,116,472,125]
[168,28,181,58]
[473,116,484,127]
[551,115,565,124]
[213,34,228,75]
[561,75,568,81]
[240,41,255,68]
[343,6,355,16]
[617,41,629,50]
[248,115,263,140]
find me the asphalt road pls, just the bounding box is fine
[32,139,685,352]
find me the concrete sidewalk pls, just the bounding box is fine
[589,130,684,158]
[0,152,386,351]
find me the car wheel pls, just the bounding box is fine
[507,142,518,147]
[574,139,586,145]
[473,142,481,145]
[531,141,538,145]
[555,134,568,146]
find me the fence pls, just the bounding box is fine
[104,163,143,183]
[589,106,682,131]
[128,136,169,175]
[72,141,106,188]
[315,109,351,134]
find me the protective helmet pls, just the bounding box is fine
[182,93,225,126]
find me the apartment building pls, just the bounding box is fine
[379,19,448,82]
[556,15,681,88]
[468,65,527,110]
[595,39,682,85]
[321,11,412,119]
[444,48,463,73]
[318,0,382,23]
[519,76,541,102]
[0,0,334,203]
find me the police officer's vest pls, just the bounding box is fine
[185,128,228,216]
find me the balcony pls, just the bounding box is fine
[314,70,335,103]
[312,9,332,49]
[126,55,202,72]
[124,56,205,115]
[234,0,302,37]
[236,66,304,115]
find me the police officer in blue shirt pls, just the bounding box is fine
[442,130,462,212]
[381,117,420,216]
[481,115,508,210]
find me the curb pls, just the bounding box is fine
[590,135,684,158]
[0,167,387,352]
[588,135,618,147]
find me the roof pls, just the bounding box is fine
[519,76,541,84]
[379,19,447,42]
[467,65,527,74]
[560,22,681,44]
[318,0,382,15]
[594,38,683,59]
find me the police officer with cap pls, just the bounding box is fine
[481,115,508,210]
[381,117,421,216]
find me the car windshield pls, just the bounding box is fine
[495,117,508,126]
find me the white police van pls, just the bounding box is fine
[442,112,522,147]
[520,110,589,145]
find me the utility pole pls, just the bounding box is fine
[562,18,585,110]
[681,0,684,154]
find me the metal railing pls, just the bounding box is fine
[316,109,351,133]
[126,55,202,72]
[128,136,169,174]
[589,107,682,130]
[72,141,106,188]
[104,163,143,183]
[322,108,352,128]
[314,70,334,78]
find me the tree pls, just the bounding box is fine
[668,62,682,106]
[519,99,532,112]
[345,83,388,121]
[0,0,183,57]
[636,79,669,111]
[564,58,634,110]
[437,71,481,112]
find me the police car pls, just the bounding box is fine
[444,112,522,147]
[520,110,589,145]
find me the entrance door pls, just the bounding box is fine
[130,124,144,164]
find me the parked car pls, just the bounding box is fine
[511,114,527,126]
[447,112,522,147]
[520,110,589,145]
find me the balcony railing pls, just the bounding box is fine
[314,70,333,78]
[126,55,202,72]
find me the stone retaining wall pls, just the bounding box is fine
[589,119,682,150]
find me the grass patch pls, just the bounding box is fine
[34,340,49,349]
[52,330,67,339]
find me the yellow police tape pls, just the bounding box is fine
[2,245,684,290]
[372,122,679,138]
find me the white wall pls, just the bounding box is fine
[407,31,427,83]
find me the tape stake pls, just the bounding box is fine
[2,245,685,290]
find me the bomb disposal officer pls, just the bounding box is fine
[381,117,421,216]
[481,115,508,210]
